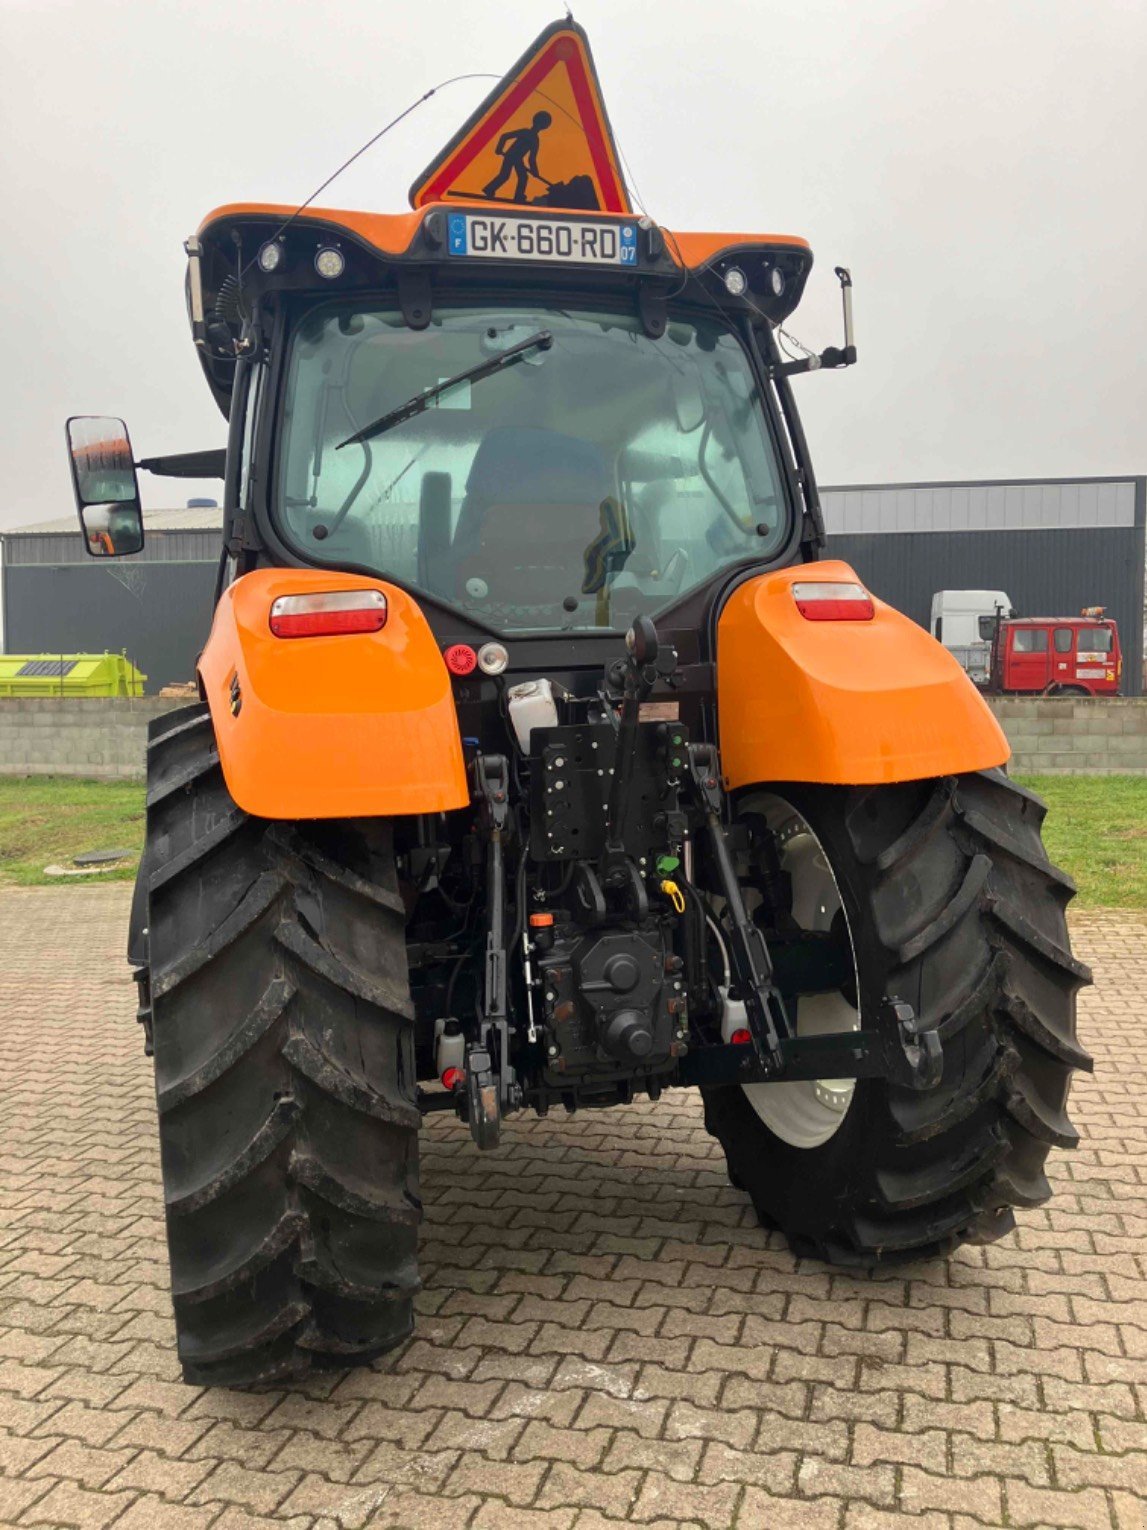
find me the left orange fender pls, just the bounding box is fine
[198,569,469,819]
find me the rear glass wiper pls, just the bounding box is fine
[337,329,554,450]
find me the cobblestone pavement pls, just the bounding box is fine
[0,885,1144,1530]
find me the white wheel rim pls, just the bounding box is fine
[726,794,860,1150]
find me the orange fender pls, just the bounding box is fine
[198,569,468,819]
[717,561,1009,788]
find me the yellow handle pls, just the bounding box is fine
[660,879,686,915]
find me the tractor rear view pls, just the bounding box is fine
[65,20,1090,1387]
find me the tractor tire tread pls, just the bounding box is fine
[703,768,1089,1267]
[144,711,419,1386]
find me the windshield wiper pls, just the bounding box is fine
[336,330,554,450]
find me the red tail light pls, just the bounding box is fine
[730,1028,753,1046]
[793,581,875,621]
[269,589,387,638]
[444,643,478,676]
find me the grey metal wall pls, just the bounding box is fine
[821,477,1146,696]
[4,529,220,566]
[2,562,216,693]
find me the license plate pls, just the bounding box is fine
[447,212,637,267]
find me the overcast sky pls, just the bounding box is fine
[2,0,1143,531]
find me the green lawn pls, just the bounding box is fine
[1017,776,1147,910]
[0,774,1144,906]
[0,777,145,887]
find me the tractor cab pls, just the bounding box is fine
[183,197,829,651]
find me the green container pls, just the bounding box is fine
[0,653,147,698]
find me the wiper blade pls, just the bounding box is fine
[337,329,554,450]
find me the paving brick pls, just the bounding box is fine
[105,1446,214,1500]
[536,1460,643,1517]
[108,1500,220,1530]
[186,1460,302,1515]
[853,1421,946,1472]
[551,1358,637,1399]
[342,1401,442,1451]
[409,1374,505,1417]
[514,1419,611,1469]
[900,1392,995,1438]
[573,1389,667,1438]
[32,1400,125,1448]
[630,1474,743,1529]
[25,1438,137,1489]
[0,1478,52,1525]
[697,1441,798,1491]
[471,1503,574,1530]
[184,1420,295,1469]
[210,1512,314,1530]
[1053,1443,1147,1494]
[266,1428,375,1482]
[17,1479,135,1528]
[900,1464,1003,1521]
[422,1407,528,1461]
[600,1430,704,1482]
[737,1488,843,1528]
[105,1409,213,1456]
[349,1440,459,1495]
[1004,1479,1116,1530]
[666,1398,757,1451]
[443,1451,545,1506]
[471,1352,561,1389]
[845,1509,948,1530]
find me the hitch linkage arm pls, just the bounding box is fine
[685,744,791,1074]
[682,743,943,1093]
[463,754,521,1149]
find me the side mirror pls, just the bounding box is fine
[65,416,144,557]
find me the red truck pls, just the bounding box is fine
[987,610,1122,696]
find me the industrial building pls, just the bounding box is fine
[0,504,220,693]
[821,476,1145,696]
[1,476,1143,695]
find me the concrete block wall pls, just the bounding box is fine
[986,697,1147,774]
[1,695,1145,781]
[0,698,185,779]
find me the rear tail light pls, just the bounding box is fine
[269,589,387,638]
[792,581,875,621]
[444,643,478,676]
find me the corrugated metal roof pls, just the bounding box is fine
[820,477,1142,535]
[3,505,224,537]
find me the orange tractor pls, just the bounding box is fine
[65,22,1090,1386]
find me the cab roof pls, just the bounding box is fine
[197,201,812,274]
[191,200,813,416]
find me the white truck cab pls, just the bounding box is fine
[930,590,1015,687]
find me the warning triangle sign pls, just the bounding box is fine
[409,21,632,215]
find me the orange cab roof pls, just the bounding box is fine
[198,202,811,272]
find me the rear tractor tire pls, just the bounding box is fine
[141,703,420,1385]
[703,769,1092,1265]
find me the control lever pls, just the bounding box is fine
[605,616,676,848]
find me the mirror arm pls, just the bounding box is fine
[137,449,226,480]
[769,265,857,379]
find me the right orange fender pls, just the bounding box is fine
[717,561,1010,788]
